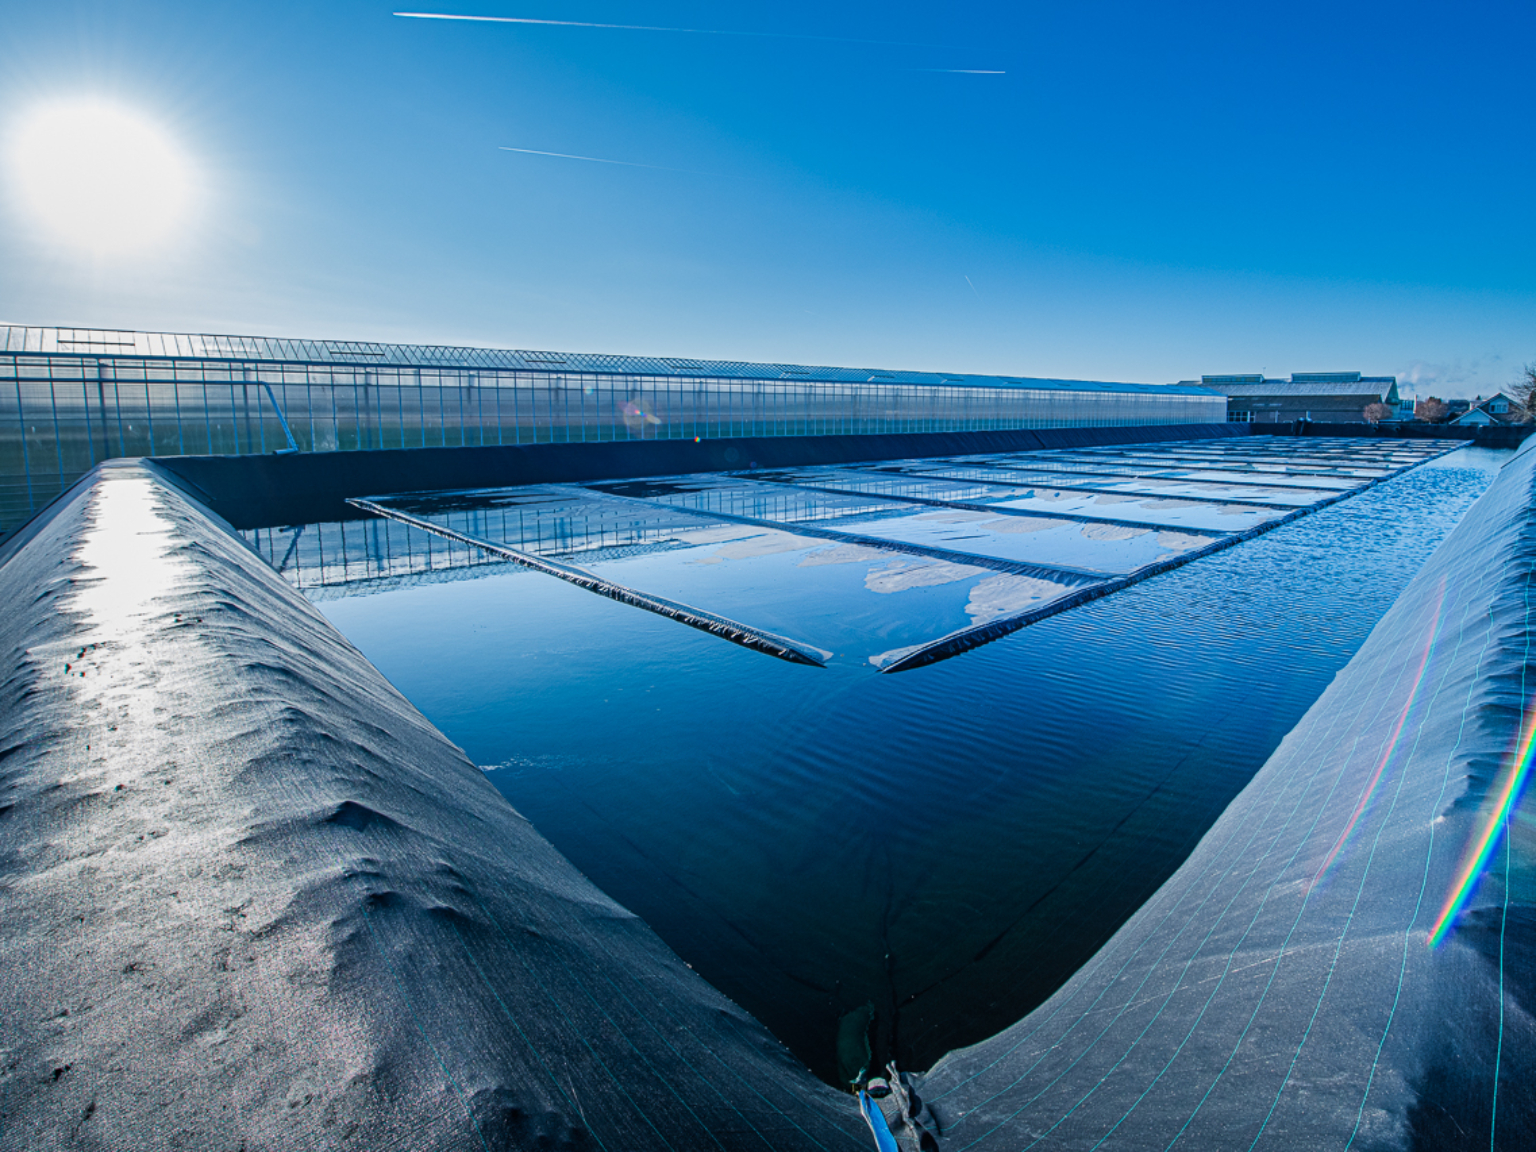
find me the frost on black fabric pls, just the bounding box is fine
[0,460,862,1151]
[1405,907,1536,1152]
[915,438,1536,1149]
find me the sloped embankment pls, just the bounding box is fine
[0,460,863,1151]
[917,440,1536,1148]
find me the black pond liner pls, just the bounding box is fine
[1,434,1534,1149]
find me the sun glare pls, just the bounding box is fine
[9,100,195,256]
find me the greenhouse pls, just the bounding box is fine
[0,326,1220,538]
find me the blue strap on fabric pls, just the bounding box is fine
[858,1090,901,1152]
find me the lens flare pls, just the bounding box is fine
[1429,699,1536,948]
[9,99,195,255]
[621,398,663,434]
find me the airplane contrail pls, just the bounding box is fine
[394,12,936,48]
[499,146,711,175]
[915,68,1006,74]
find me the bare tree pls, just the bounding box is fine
[1511,363,1536,422]
[1362,402,1395,424]
[1415,397,1448,422]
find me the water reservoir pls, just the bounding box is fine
[244,436,1499,1083]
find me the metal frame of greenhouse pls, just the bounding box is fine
[0,325,1223,536]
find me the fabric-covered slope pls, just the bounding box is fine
[0,460,864,1151]
[916,442,1536,1147]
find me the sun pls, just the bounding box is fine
[9,99,196,256]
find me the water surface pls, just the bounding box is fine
[276,441,1504,1082]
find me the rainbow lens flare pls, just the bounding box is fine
[1428,699,1536,948]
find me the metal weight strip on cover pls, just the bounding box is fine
[742,475,1237,536]
[871,460,1375,494]
[890,457,1382,488]
[547,485,1115,585]
[1033,454,1389,475]
[914,463,1374,491]
[925,444,1465,484]
[992,464,1375,489]
[347,498,830,667]
[874,445,1459,672]
[1106,457,1395,476]
[1070,437,1454,458]
[1051,445,1462,480]
[1018,451,1417,478]
[1057,447,1395,467]
[1047,462,1384,485]
[896,460,1367,496]
[968,446,1408,471]
[864,468,1318,510]
[1087,441,1461,462]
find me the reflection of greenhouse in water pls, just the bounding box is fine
[0,325,1221,535]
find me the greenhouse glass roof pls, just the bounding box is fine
[0,325,1215,396]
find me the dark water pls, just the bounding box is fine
[308,445,1504,1084]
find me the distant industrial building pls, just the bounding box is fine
[1186,371,1401,424]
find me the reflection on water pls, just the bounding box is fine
[248,440,1503,1083]
[336,437,1453,672]
[244,513,511,600]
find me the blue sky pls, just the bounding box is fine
[0,0,1531,393]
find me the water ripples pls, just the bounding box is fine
[316,448,1505,1083]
